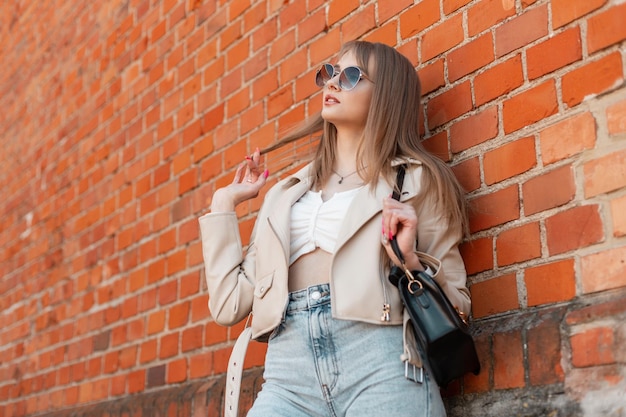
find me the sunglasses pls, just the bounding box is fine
[315,63,372,91]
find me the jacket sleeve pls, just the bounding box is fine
[198,211,257,326]
[412,180,472,316]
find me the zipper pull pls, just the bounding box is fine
[380,303,390,322]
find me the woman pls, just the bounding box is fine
[199,41,471,416]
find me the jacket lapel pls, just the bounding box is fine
[335,160,421,250]
[266,166,313,262]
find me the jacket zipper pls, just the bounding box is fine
[379,253,391,322]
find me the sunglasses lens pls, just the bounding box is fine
[315,64,334,87]
[339,67,361,91]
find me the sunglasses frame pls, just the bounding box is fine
[315,63,372,91]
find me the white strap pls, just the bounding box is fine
[225,327,253,417]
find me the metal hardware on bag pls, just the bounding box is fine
[380,303,391,322]
[404,361,424,384]
[456,307,469,325]
[402,265,423,295]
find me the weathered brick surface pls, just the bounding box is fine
[2,1,626,416]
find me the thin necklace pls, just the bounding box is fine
[332,168,359,184]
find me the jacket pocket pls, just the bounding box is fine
[254,272,274,299]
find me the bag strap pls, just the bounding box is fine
[390,165,407,265]
[389,165,424,292]
[224,321,253,417]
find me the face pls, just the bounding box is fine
[319,51,374,132]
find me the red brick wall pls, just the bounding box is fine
[1,0,625,416]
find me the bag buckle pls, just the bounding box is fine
[404,360,424,384]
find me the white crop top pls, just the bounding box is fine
[289,187,362,265]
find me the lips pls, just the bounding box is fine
[324,94,339,104]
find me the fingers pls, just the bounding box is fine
[381,196,418,257]
[381,196,410,236]
[243,147,263,181]
[232,162,246,184]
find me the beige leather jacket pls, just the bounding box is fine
[199,160,470,345]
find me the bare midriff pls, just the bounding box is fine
[288,247,332,292]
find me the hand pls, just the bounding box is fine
[381,196,423,271]
[210,148,269,212]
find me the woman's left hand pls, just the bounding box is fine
[381,196,424,271]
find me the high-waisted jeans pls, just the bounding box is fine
[247,284,446,417]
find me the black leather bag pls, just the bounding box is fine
[388,165,480,387]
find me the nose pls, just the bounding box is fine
[326,73,341,91]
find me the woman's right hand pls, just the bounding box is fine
[210,148,269,212]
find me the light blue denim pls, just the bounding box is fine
[247,284,446,417]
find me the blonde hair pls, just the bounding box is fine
[262,41,468,236]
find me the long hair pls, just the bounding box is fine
[262,41,469,235]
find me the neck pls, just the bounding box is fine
[334,128,362,173]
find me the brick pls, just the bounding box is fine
[160,332,179,359]
[495,5,548,57]
[493,330,525,388]
[147,364,166,388]
[611,195,626,237]
[448,34,494,83]
[607,99,626,135]
[546,205,604,255]
[525,259,576,307]
[310,28,341,63]
[522,164,575,215]
[587,4,626,53]
[583,149,626,198]
[400,0,440,39]
[468,0,516,37]
[526,27,582,80]
[378,0,413,23]
[168,301,190,329]
[475,54,524,106]
[422,131,450,162]
[426,81,472,129]
[342,5,376,42]
[581,245,626,294]
[571,327,615,367]
[470,274,519,318]
[450,106,498,153]
[421,13,464,62]
[166,248,187,275]
[451,157,481,193]
[443,0,472,15]
[417,59,445,95]
[189,352,213,379]
[267,86,294,119]
[483,136,537,185]
[182,325,203,353]
[469,185,520,233]
[539,112,597,165]
[527,317,565,385]
[551,0,606,28]
[205,321,229,346]
[298,10,325,46]
[159,279,178,307]
[364,20,398,46]
[140,339,158,364]
[167,358,187,383]
[147,311,165,335]
[562,52,624,108]
[328,0,359,25]
[459,236,493,275]
[496,222,542,267]
[566,293,626,325]
[128,369,145,394]
[502,80,558,134]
